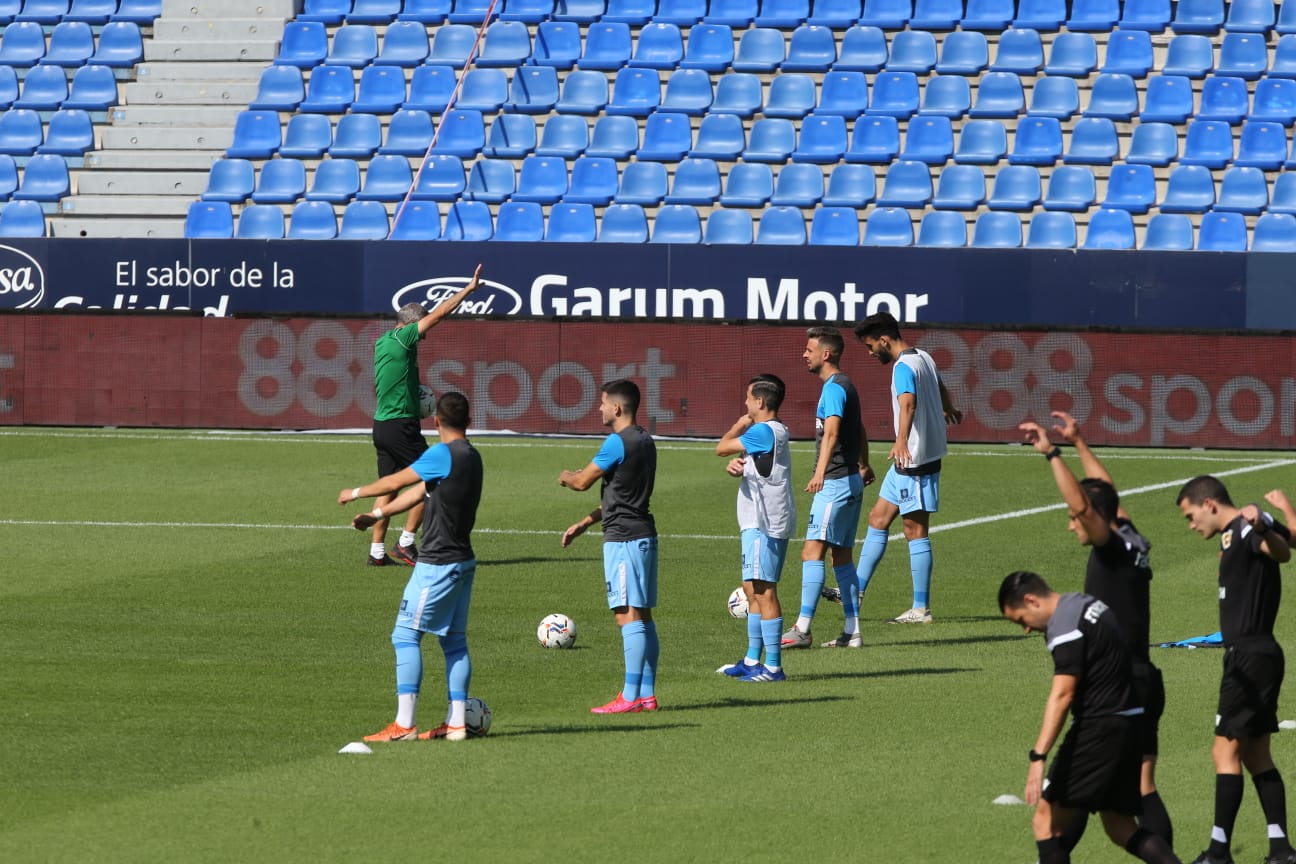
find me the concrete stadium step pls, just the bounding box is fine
[122,80,258,105]
[75,171,208,196]
[153,19,287,43]
[49,217,186,238]
[59,196,196,217]
[136,62,267,83]
[111,104,244,126]
[87,150,223,171]
[145,41,279,63]
[100,125,232,149]
[162,0,297,19]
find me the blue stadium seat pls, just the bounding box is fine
[1199,76,1250,124]
[901,114,952,164]
[886,29,936,74]
[1162,34,1215,78]
[1081,208,1135,249]
[448,0,500,23]
[931,163,985,210]
[953,118,1007,164]
[962,0,1012,30]
[564,155,617,204]
[835,25,886,71]
[356,153,413,200]
[846,114,900,162]
[732,27,784,72]
[1125,122,1179,166]
[920,74,970,118]
[972,211,1022,247]
[911,0,961,30]
[936,31,987,75]
[1043,32,1096,76]
[513,154,568,202]
[465,157,516,202]
[1273,35,1296,78]
[1159,164,1216,213]
[681,24,734,71]
[876,159,931,207]
[987,164,1041,211]
[1042,165,1095,211]
[404,66,455,113]
[1251,213,1296,252]
[1173,0,1224,34]
[858,0,909,28]
[1141,75,1194,123]
[969,71,1024,118]
[615,160,667,204]
[535,114,588,157]
[586,114,639,157]
[349,0,402,23]
[506,66,558,115]
[441,200,493,240]
[1026,212,1076,248]
[1120,0,1169,31]
[1272,173,1296,213]
[666,157,722,204]
[579,22,633,69]
[1252,79,1296,126]
[763,74,817,119]
[457,68,509,113]
[1028,76,1078,119]
[862,207,913,246]
[305,158,361,203]
[652,204,704,243]
[202,158,255,203]
[42,21,95,68]
[705,208,753,244]
[1281,0,1296,34]
[794,113,847,163]
[1102,163,1156,213]
[0,159,15,204]
[757,206,807,244]
[638,111,692,161]
[630,22,685,69]
[66,0,118,24]
[783,23,837,71]
[477,20,530,67]
[111,0,161,24]
[1235,120,1288,169]
[0,22,45,66]
[378,109,435,156]
[277,21,328,66]
[16,0,67,24]
[710,72,762,116]
[917,210,966,246]
[531,21,581,68]
[351,66,405,113]
[38,109,93,156]
[429,24,477,67]
[771,162,824,205]
[991,28,1043,74]
[236,204,286,240]
[720,161,774,206]
[430,109,484,157]
[757,0,812,29]
[552,0,605,21]
[1063,117,1118,165]
[1181,119,1235,168]
[1101,30,1153,77]
[1084,73,1139,121]
[299,64,355,113]
[1009,116,1062,165]
[0,200,43,236]
[705,0,756,25]
[328,24,379,68]
[389,201,441,241]
[14,153,68,202]
[251,158,307,204]
[743,117,796,162]
[1215,166,1269,214]
[816,71,868,117]
[602,0,653,23]
[1225,0,1274,33]
[606,67,660,116]
[280,114,332,158]
[661,68,713,115]
[1142,213,1194,250]
[823,162,875,206]
[810,207,861,246]
[1067,0,1118,31]
[806,0,858,27]
[689,112,745,159]
[598,203,649,243]
[184,201,233,238]
[249,65,304,111]
[555,69,609,114]
[1013,0,1064,29]
[657,0,707,25]
[329,112,381,157]
[1217,32,1269,79]
[226,110,281,158]
[867,71,919,118]
[16,65,68,111]
[0,67,18,111]
[546,202,598,242]
[1197,211,1248,251]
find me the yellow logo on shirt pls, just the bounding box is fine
[1221,530,1233,550]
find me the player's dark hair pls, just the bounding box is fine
[602,378,641,416]
[436,391,470,430]
[854,312,902,342]
[396,302,426,327]
[1080,478,1120,522]
[749,373,785,412]
[998,570,1053,612]
[1177,475,1233,507]
[806,326,844,362]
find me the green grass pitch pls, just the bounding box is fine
[4,428,1296,863]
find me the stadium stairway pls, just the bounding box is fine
[50,0,291,237]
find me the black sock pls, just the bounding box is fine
[1059,810,1088,852]
[1037,836,1068,864]
[1209,773,1245,859]
[1124,827,1181,864]
[1254,768,1295,857]
[1141,790,1174,849]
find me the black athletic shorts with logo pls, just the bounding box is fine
[1133,662,1165,757]
[1043,714,1142,815]
[1216,639,1284,739]
[373,417,428,478]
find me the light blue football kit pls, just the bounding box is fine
[736,418,795,672]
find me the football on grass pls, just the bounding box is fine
[727,586,749,619]
[465,697,491,737]
[537,613,577,648]
[418,385,437,419]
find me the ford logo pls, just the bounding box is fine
[0,244,44,310]
[391,276,522,317]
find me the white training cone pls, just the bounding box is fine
[993,794,1027,805]
[338,741,374,755]
[1280,720,1296,731]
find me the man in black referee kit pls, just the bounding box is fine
[999,571,1181,864]
[1178,476,1296,864]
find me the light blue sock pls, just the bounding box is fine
[799,560,825,619]
[834,563,859,617]
[762,617,783,669]
[857,527,889,595]
[393,624,423,695]
[621,620,646,701]
[746,613,762,662]
[641,620,658,698]
[438,631,471,701]
[909,537,932,608]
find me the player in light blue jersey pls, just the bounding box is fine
[853,312,962,625]
[715,374,796,682]
[559,379,660,714]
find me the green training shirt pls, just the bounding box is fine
[373,322,420,421]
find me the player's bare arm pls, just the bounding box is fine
[1025,674,1076,806]
[938,379,963,425]
[859,424,874,486]
[725,457,746,477]
[339,466,422,505]
[1051,410,1119,491]
[558,462,604,492]
[1020,421,1110,546]
[1242,503,1293,563]
[807,414,840,493]
[561,507,603,547]
[891,391,916,468]
[1265,489,1296,528]
[417,263,484,335]
[716,414,754,457]
[352,482,427,530]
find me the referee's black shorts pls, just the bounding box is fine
[373,417,428,478]
[1133,661,1165,757]
[1216,639,1284,739]
[1043,714,1142,815]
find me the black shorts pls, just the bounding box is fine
[1216,640,1284,739]
[1043,715,1142,815]
[372,417,428,478]
[1133,661,1165,757]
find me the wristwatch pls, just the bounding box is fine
[1028,749,1047,762]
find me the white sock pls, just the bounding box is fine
[399,530,416,547]
[370,542,386,559]
[447,699,466,728]
[795,615,812,632]
[844,616,859,635]
[396,693,417,728]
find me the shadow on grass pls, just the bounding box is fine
[491,721,702,738]
[795,666,978,683]
[890,633,1025,648]
[478,556,572,566]
[665,694,853,712]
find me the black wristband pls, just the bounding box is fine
[1044,447,1062,461]
[1028,749,1047,762]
